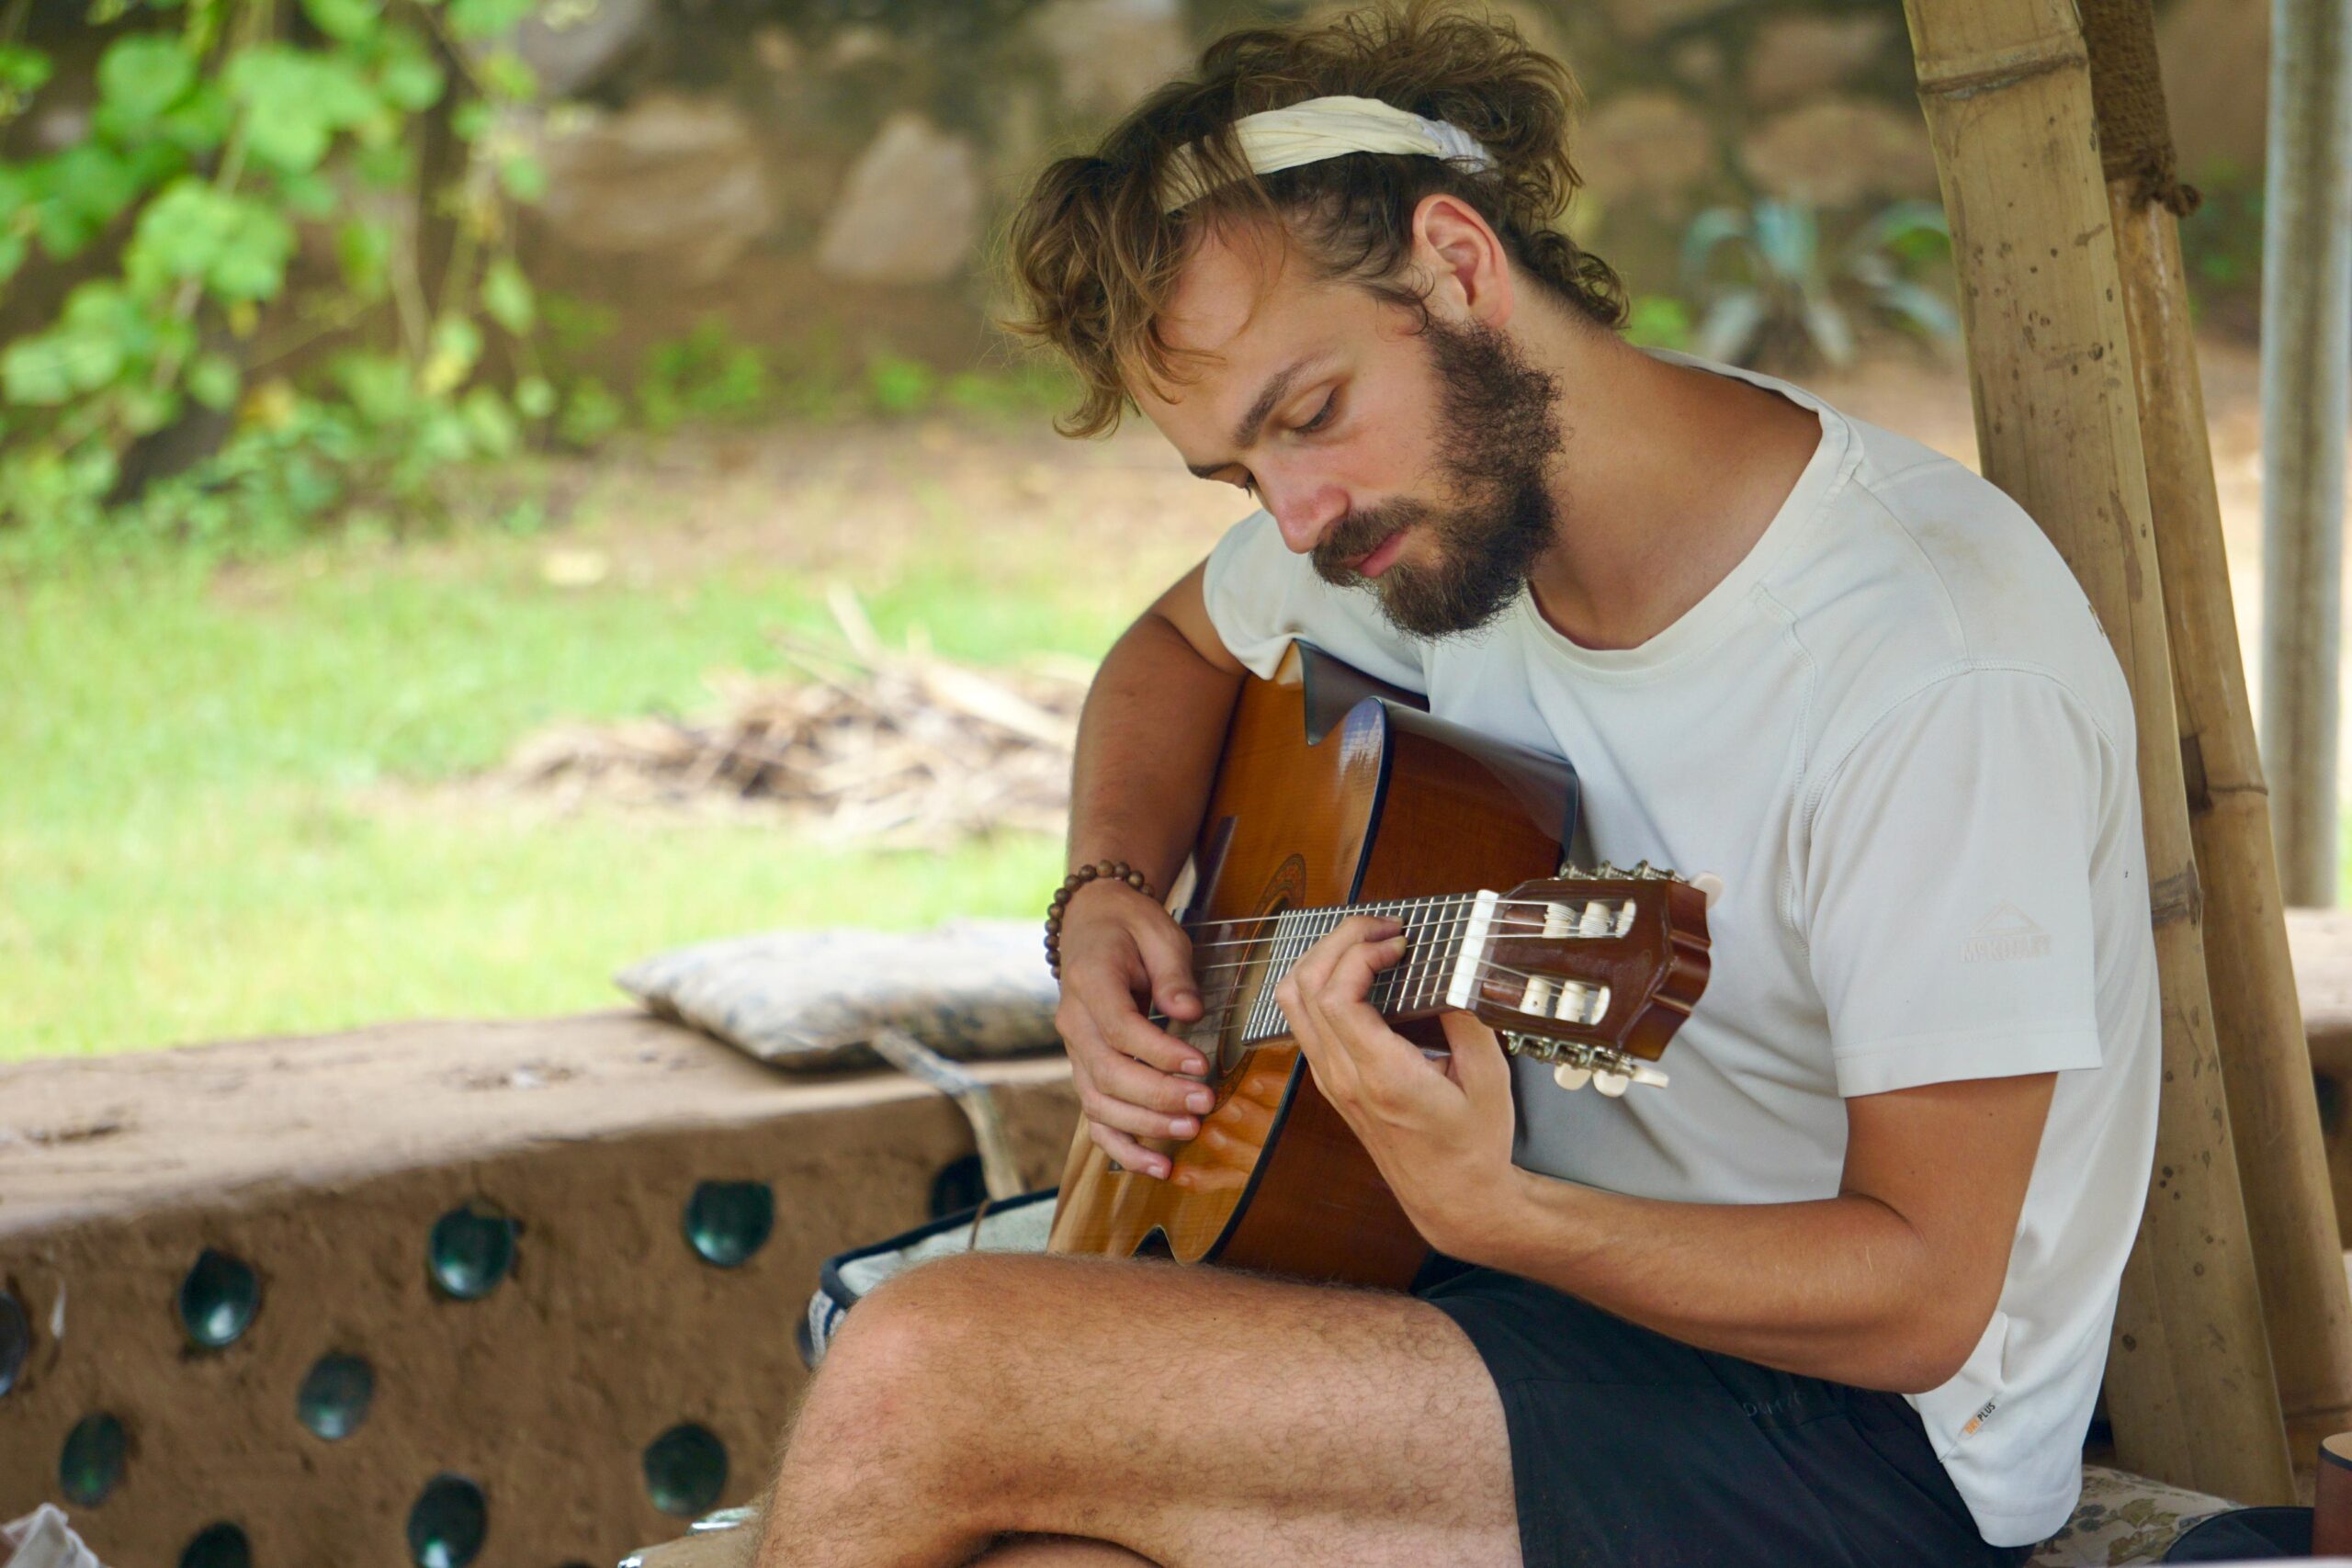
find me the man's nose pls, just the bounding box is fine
[1264,475,1346,556]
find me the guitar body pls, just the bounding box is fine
[1047,644,1578,1290]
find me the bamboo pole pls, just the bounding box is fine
[2258,0,2352,908]
[1903,0,2297,1504]
[2080,0,2352,1461]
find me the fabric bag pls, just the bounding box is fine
[798,1187,1059,1369]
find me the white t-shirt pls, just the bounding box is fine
[1200,350,2160,1548]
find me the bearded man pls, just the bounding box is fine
[752,5,2156,1565]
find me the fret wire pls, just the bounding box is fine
[1142,893,1572,1043]
[1175,908,1483,987]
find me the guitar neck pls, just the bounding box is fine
[1149,893,1489,1043]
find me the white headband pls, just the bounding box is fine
[1158,94,1498,214]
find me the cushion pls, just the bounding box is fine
[614,919,1061,1072]
[2027,1463,2238,1566]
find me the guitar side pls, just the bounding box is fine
[1047,644,1576,1290]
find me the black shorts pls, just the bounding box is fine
[1414,1263,2039,1568]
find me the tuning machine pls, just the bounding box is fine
[1500,1032,1670,1096]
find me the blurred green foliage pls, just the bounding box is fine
[1679,198,1960,370]
[2177,160,2265,325]
[0,0,551,556]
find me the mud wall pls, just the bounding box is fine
[0,1012,1079,1568]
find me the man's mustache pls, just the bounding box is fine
[1311,503,1429,582]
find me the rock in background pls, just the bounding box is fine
[481,0,2258,387]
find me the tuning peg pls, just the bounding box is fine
[1592,1069,1630,1098]
[1630,1062,1670,1089]
[1553,1063,1592,1091]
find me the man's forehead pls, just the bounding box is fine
[1141,228,1345,423]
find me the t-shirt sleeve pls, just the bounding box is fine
[1200,508,1430,692]
[1802,668,2115,1098]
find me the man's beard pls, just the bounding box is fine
[1309,313,1566,638]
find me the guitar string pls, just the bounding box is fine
[1170,894,1644,942]
[1144,954,1617,1043]
[1170,888,1656,935]
[1169,898,1634,976]
[1175,895,1638,957]
[1117,894,1656,1028]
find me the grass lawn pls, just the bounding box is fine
[1,421,1238,1060]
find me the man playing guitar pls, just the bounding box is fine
[753,4,2157,1564]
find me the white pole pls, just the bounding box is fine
[2260,0,2352,906]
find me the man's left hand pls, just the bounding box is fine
[1273,915,1523,1260]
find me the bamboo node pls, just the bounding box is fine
[2150,866,2206,931]
[1912,33,2086,99]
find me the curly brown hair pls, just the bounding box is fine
[996,0,1625,439]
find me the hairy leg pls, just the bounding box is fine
[978,1538,1156,1565]
[754,1252,1519,1568]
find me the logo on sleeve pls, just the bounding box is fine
[1962,903,2052,963]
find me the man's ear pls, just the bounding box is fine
[1412,192,1516,330]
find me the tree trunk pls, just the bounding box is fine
[2258,0,2352,907]
[1903,0,2297,1505]
[2080,0,2352,1466]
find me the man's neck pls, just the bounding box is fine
[1519,323,1824,652]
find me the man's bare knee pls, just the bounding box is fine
[780,1254,1044,1492]
[976,1536,1157,1566]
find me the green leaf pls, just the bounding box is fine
[480,257,535,333]
[96,35,196,123]
[445,0,536,42]
[374,39,446,113]
[422,315,482,393]
[31,144,153,257]
[2,284,148,405]
[300,0,383,40]
[460,384,518,457]
[156,80,234,154]
[276,170,340,218]
[0,231,24,288]
[477,50,537,101]
[124,179,297,304]
[187,352,242,412]
[335,218,391,299]
[558,377,621,446]
[514,374,555,419]
[496,152,547,204]
[0,43,53,112]
[225,45,382,175]
[353,139,415,189]
[119,383,184,436]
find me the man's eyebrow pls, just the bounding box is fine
[1182,355,1329,479]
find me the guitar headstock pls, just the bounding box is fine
[1444,863,1713,1095]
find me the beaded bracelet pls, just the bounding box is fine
[1044,861,1156,978]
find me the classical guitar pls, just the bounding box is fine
[1048,642,1713,1291]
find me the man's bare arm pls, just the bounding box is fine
[1467,1072,2057,1393]
[1065,559,1246,892]
[1052,560,1249,1177]
[1272,916,2057,1394]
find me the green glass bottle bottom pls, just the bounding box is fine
[178,1250,261,1350]
[643,1423,729,1517]
[60,1412,127,1506]
[684,1181,775,1268]
[407,1473,489,1568]
[427,1206,517,1300]
[297,1352,375,1440]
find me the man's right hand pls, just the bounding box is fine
[1052,877,1216,1180]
